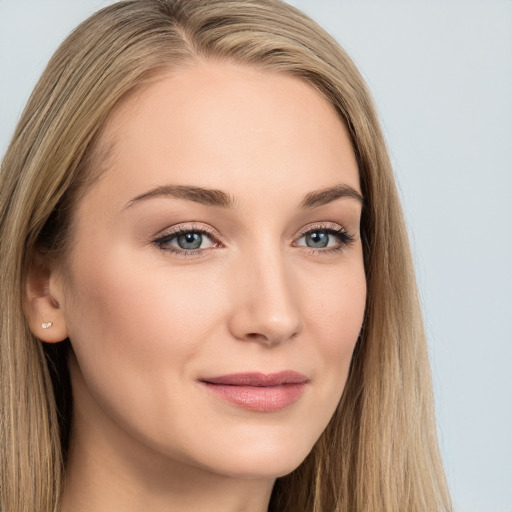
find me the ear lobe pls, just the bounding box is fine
[24,252,69,343]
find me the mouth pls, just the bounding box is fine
[198,371,309,412]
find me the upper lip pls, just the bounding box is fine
[200,371,309,387]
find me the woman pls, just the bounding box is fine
[0,0,451,511]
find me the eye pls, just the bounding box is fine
[154,223,354,257]
[153,225,219,255]
[294,225,355,253]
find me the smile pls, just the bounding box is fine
[198,371,309,412]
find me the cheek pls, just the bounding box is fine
[308,254,366,343]
[62,247,232,460]
[62,247,219,410]
[306,259,366,397]
[65,249,220,367]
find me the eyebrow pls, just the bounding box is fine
[299,184,363,208]
[124,183,363,210]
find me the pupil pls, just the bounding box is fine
[306,231,329,248]
[178,232,202,250]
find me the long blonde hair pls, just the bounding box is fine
[0,1,451,510]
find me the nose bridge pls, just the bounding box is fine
[228,239,302,345]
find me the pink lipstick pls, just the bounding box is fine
[199,371,308,412]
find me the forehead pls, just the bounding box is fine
[88,61,360,209]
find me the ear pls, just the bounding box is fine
[23,252,69,343]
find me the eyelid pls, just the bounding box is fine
[155,222,221,242]
[293,221,351,241]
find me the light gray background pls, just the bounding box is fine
[1,1,511,511]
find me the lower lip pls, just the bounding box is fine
[200,382,307,412]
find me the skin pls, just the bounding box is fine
[26,61,366,512]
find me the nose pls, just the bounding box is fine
[227,247,302,347]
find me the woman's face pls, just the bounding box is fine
[55,62,366,480]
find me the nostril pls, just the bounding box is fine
[245,332,270,343]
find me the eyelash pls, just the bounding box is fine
[153,223,355,258]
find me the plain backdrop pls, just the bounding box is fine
[1,1,511,511]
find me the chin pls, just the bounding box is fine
[189,431,317,480]
[210,456,308,480]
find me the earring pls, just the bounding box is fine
[41,321,53,329]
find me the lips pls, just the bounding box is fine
[199,371,308,412]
